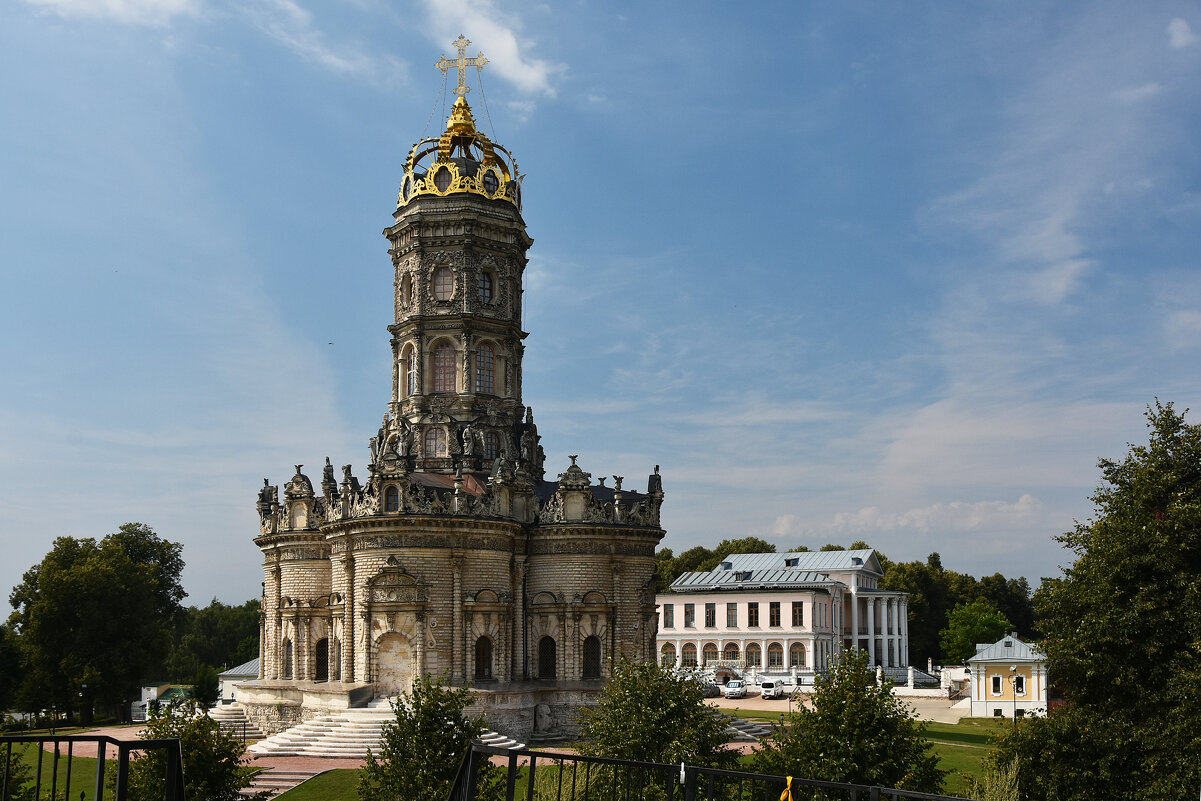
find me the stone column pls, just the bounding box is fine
[342,556,355,683]
[850,591,859,654]
[451,554,464,684]
[415,611,427,678]
[867,597,876,665]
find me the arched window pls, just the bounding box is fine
[582,635,602,679]
[404,347,417,397]
[538,636,557,679]
[476,344,495,394]
[384,485,399,512]
[401,272,412,306]
[768,643,784,668]
[282,639,293,679]
[484,431,500,460]
[424,428,445,458]
[681,643,698,668]
[433,343,456,393]
[661,643,677,667]
[474,637,493,680]
[477,272,493,304]
[314,638,329,682]
[745,643,762,667]
[789,643,806,669]
[723,643,740,661]
[702,643,718,665]
[433,268,454,302]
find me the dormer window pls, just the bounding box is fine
[851,557,863,565]
[720,561,732,570]
[785,557,799,567]
[1004,641,1013,648]
[734,571,752,581]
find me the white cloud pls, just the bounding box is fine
[1112,82,1162,103]
[1168,18,1198,49]
[241,0,407,86]
[770,495,1042,539]
[1164,309,1201,349]
[420,0,561,96]
[23,0,197,25]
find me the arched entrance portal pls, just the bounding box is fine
[375,633,414,696]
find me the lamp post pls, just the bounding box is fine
[1008,667,1019,724]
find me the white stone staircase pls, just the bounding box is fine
[246,699,523,758]
[242,768,322,798]
[211,703,266,740]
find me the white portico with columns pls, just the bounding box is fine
[656,550,909,678]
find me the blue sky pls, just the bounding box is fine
[2,1,1199,605]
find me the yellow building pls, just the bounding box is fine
[967,634,1048,719]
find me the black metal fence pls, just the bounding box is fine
[450,742,968,801]
[1,734,185,801]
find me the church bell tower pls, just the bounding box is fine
[380,36,535,476]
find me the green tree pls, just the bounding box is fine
[357,674,500,801]
[578,656,736,768]
[125,699,261,801]
[881,553,952,666]
[938,598,1013,664]
[752,649,944,793]
[8,525,184,722]
[191,665,220,708]
[992,402,1201,800]
[165,598,261,680]
[0,623,21,713]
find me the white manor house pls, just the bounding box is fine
[656,549,909,681]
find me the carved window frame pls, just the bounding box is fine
[424,428,446,457]
[433,266,454,301]
[433,342,456,393]
[476,343,495,394]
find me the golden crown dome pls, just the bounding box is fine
[397,37,522,211]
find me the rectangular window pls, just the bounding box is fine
[704,603,716,628]
[684,604,695,628]
[726,603,737,627]
[769,602,781,627]
[792,601,804,627]
[1015,675,1026,695]
[663,604,674,628]
[991,675,1002,695]
[748,603,759,627]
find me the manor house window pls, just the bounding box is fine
[747,602,759,627]
[704,603,715,627]
[684,603,695,628]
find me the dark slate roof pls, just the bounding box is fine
[671,567,841,593]
[669,549,885,593]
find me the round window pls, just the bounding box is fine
[433,266,454,301]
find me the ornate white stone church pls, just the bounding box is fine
[239,38,665,739]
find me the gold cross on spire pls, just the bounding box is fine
[436,35,488,97]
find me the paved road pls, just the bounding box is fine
[707,692,971,724]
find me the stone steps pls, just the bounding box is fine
[246,705,523,757]
[242,769,322,798]
[210,703,266,740]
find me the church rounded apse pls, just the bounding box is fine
[241,38,665,740]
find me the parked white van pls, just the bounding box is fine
[760,680,785,699]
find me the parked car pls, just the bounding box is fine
[723,679,748,699]
[700,682,721,698]
[760,680,785,699]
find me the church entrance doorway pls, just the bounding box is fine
[314,638,329,682]
[375,633,413,696]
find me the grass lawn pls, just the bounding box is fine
[4,741,102,801]
[924,718,1006,797]
[274,769,359,801]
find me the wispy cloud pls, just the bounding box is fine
[22,0,197,25]
[240,0,406,87]
[1113,82,1162,103]
[420,0,562,97]
[1168,18,1198,49]
[772,494,1042,538]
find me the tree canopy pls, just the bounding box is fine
[938,598,1012,665]
[357,674,500,801]
[578,656,736,769]
[7,524,184,720]
[165,598,261,680]
[991,401,1201,800]
[752,649,944,793]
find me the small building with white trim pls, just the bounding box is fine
[967,634,1048,718]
